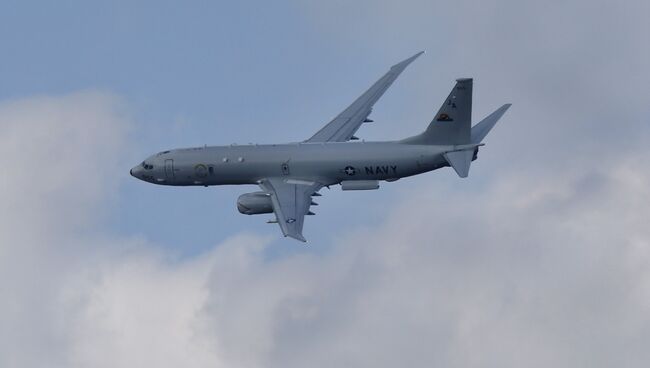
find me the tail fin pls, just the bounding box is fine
[442,104,510,177]
[403,78,473,145]
[400,78,510,178]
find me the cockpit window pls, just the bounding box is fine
[141,161,154,170]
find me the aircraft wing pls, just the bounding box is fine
[258,178,323,242]
[305,51,423,143]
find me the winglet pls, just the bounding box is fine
[286,233,307,242]
[390,51,425,71]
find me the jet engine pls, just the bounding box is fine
[237,192,273,215]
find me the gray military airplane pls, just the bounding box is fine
[131,52,510,242]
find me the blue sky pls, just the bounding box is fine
[1,1,649,367]
[1,1,411,252]
[1,0,489,253]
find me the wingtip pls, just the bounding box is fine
[403,51,425,61]
[391,51,425,70]
[286,234,307,242]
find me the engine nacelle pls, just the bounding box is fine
[237,191,273,215]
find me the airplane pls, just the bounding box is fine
[130,51,511,242]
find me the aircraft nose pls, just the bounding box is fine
[130,165,142,178]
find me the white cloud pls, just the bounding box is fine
[1,91,648,367]
[0,91,131,368]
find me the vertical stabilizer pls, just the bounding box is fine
[399,78,510,178]
[403,78,473,145]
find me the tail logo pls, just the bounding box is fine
[436,113,454,122]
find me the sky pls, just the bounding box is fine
[1,0,649,367]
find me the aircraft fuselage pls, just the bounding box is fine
[130,141,453,187]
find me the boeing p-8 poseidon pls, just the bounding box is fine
[130,52,511,242]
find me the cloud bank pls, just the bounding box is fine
[0,87,648,368]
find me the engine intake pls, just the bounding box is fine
[237,191,273,215]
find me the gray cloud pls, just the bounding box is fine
[1,90,649,368]
[195,160,650,368]
[295,0,650,160]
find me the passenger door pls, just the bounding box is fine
[165,159,174,179]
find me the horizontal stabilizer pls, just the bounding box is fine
[471,104,511,143]
[443,149,474,178]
